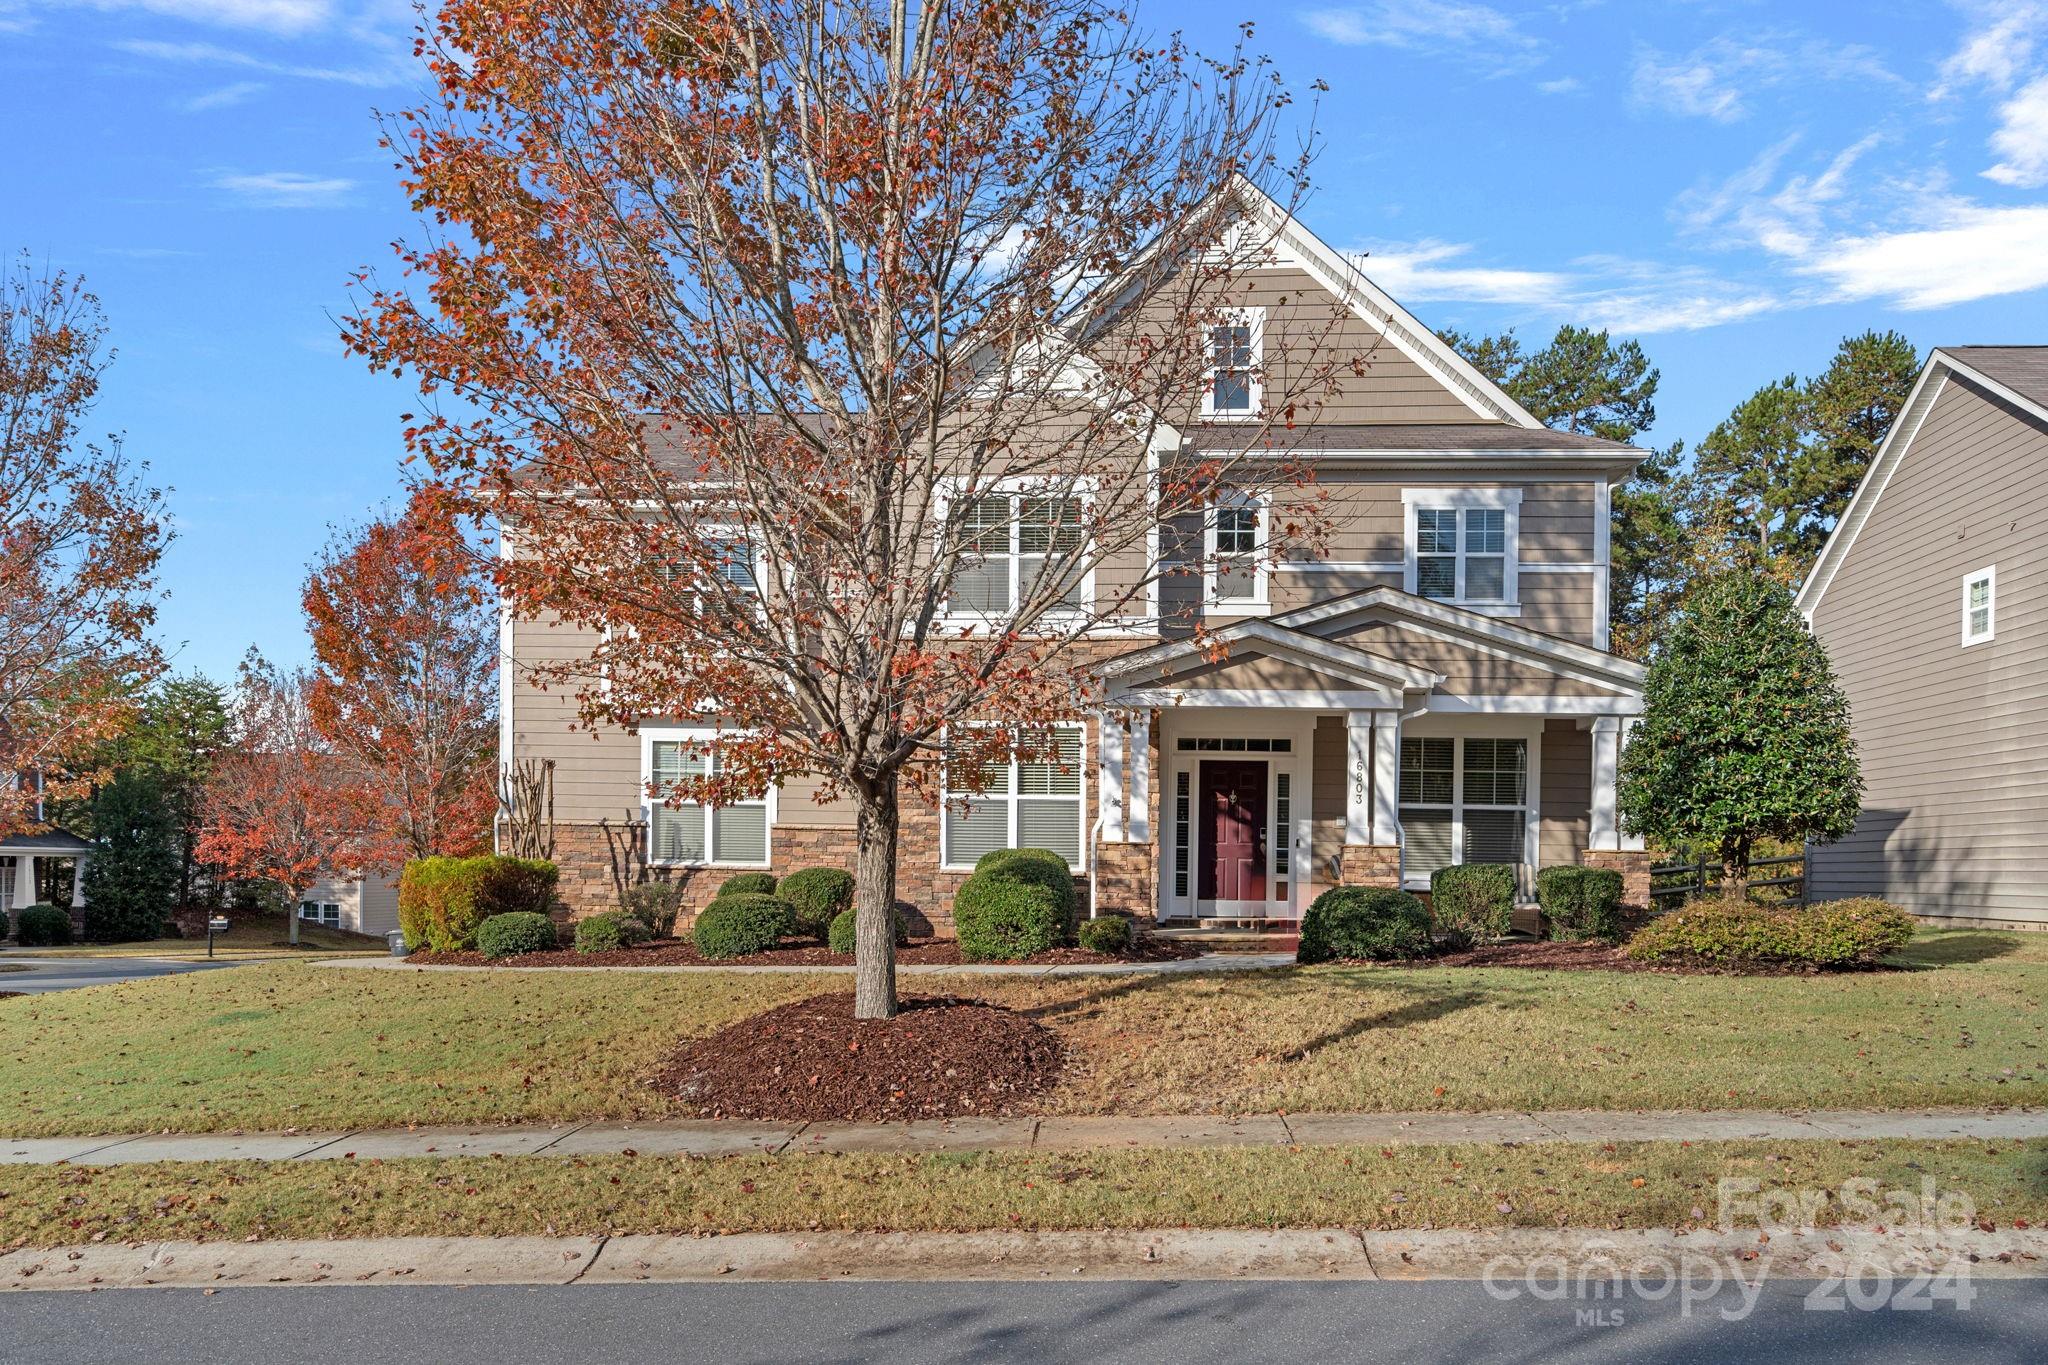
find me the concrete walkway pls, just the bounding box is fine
[313,952,1298,978]
[6,1107,2042,1167]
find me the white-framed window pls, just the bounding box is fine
[1204,489,1270,612]
[1200,308,1264,419]
[942,480,1094,618]
[642,727,774,867]
[940,723,1087,870]
[298,901,341,928]
[1398,736,1528,883]
[654,527,759,604]
[1402,489,1521,607]
[1961,565,1995,646]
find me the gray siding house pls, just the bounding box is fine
[1800,347,2048,928]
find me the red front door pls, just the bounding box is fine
[1198,760,1268,905]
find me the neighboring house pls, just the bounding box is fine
[502,185,1651,930]
[1800,346,2048,929]
[295,871,402,939]
[1,826,93,938]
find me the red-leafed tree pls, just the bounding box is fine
[303,489,499,872]
[196,653,346,947]
[347,1,1352,1016]
[0,255,169,829]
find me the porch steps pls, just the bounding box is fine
[1153,925,1300,954]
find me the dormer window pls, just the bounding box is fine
[1201,308,1263,419]
[1402,489,1521,609]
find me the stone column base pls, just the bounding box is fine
[1091,842,1157,920]
[1339,845,1402,889]
[1581,849,1653,907]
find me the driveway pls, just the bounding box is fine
[0,956,243,994]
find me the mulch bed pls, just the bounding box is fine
[408,933,1200,969]
[649,992,1064,1122]
[1379,938,1895,976]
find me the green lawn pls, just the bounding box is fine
[1,929,2043,1137]
[2,1139,2042,1246]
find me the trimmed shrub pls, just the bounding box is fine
[1626,896,1916,968]
[827,905,911,954]
[692,893,790,959]
[1076,915,1133,954]
[574,910,652,954]
[621,882,686,937]
[1430,864,1516,949]
[1537,865,1625,942]
[476,911,558,959]
[971,847,1077,927]
[716,871,778,899]
[399,855,560,952]
[1297,887,1434,963]
[777,867,855,941]
[953,874,1065,962]
[15,903,71,947]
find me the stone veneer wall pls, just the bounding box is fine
[1580,848,1653,907]
[1338,844,1401,888]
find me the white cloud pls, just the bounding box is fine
[115,37,406,87]
[1795,201,2048,309]
[1984,75,2048,187]
[1632,50,1744,122]
[211,170,356,208]
[60,0,331,33]
[181,79,265,112]
[1351,240,1574,307]
[1536,76,1581,95]
[1298,2,1543,74]
[1631,36,1900,123]
[1932,1,2046,98]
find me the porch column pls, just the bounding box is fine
[1584,714,1650,906]
[1344,712,1372,845]
[1370,711,1403,849]
[13,854,35,910]
[71,855,89,908]
[1126,710,1151,842]
[1097,710,1126,843]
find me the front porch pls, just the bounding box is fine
[1090,588,1650,924]
[0,828,94,938]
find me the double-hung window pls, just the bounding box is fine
[949,486,1090,616]
[1961,566,1995,646]
[645,731,771,867]
[1404,489,1520,607]
[654,529,759,605]
[298,901,341,928]
[1205,489,1269,610]
[941,725,1086,870]
[1200,308,1264,419]
[1398,736,1528,883]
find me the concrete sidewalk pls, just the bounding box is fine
[6,1106,2043,1167]
[313,952,1298,977]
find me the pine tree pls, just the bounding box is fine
[81,766,181,942]
[1616,573,1862,886]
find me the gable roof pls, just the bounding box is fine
[1799,347,2048,615]
[1101,617,1444,694]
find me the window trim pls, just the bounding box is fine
[934,477,1098,625]
[938,721,1090,873]
[1203,489,1272,614]
[640,725,777,869]
[1199,307,1266,421]
[1961,565,1996,647]
[297,900,341,928]
[1401,488,1522,611]
[1396,733,1535,891]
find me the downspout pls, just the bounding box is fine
[1087,810,1105,921]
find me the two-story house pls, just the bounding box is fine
[501,185,1651,931]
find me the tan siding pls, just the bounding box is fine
[1539,721,1591,869]
[509,614,642,825]
[356,874,402,937]
[1807,375,2048,922]
[1322,621,1610,696]
[1311,715,1346,888]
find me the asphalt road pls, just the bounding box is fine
[5,1279,2045,1364]
[0,955,241,993]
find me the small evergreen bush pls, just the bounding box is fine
[15,903,71,947]
[476,911,558,959]
[953,874,1065,962]
[399,855,559,951]
[620,881,686,937]
[1626,897,1915,968]
[972,848,1077,925]
[1076,915,1132,954]
[573,909,652,954]
[1297,887,1434,963]
[1430,864,1516,949]
[777,867,855,941]
[692,893,790,959]
[1537,865,1625,942]
[715,871,778,899]
[827,905,911,954]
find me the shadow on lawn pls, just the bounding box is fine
[1895,931,2023,969]
[1280,989,1483,1062]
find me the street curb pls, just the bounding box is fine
[4,1226,2044,1292]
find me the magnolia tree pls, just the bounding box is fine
[196,654,347,947]
[347,0,1354,1017]
[0,256,169,829]
[304,489,499,871]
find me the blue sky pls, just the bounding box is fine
[5,0,2048,680]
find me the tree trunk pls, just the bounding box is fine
[852,774,901,1021]
[286,885,301,946]
[1719,834,1751,899]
